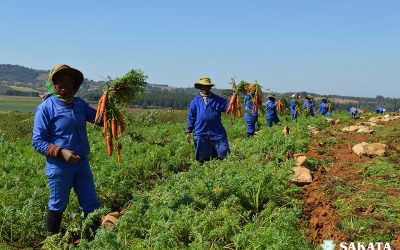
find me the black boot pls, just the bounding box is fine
[46,210,63,236]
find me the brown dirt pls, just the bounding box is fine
[392,234,400,249]
[301,129,375,244]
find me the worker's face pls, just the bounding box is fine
[199,85,211,94]
[54,74,75,96]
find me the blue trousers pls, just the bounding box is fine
[266,115,280,127]
[193,136,230,162]
[321,111,331,117]
[290,112,297,120]
[244,113,258,135]
[46,157,100,213]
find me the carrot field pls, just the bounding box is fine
[0,110,399,249]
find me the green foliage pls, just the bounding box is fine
[0,111,336,249]
[362,160,398,178]
[104,69,148,109]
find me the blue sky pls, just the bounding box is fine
[1,0,399,98]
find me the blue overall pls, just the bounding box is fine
[244,94,258,135]
[303,100,316,117]
[349,107,361,119]
[266,99,280,127]
[186,93,230,162]
[289,99,299,120]
[319,101,331,117]
[32,96,100,213]
[376,107,384,114]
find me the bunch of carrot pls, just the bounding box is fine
[250,82,263,113]
[226,81,264,123]
[276,98,289,115]
[95,96,125,161]
[95,69,147,161]
[226,81,246,122]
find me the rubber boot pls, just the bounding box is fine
[46,210,63,236]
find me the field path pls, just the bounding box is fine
[300,116,400,247]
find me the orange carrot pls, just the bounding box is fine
[117,112,125,136]
[94,95,103,123]
[103,112,108,135]
[116,141,121,162]
[95,95,107,123]
[106,135,113,156]
[111,118,118,139]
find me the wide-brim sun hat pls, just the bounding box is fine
[51,64,84,89]
[267,93,276,99]
[306,95,313,99]
[194,77,215,89]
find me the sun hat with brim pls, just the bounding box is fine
[44,64,84,104]
[267,93,276,99]
[306,95,314,99]
[51,64,84,89]
[194,77,215,89]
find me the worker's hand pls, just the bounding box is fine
[61,149,81,164]
[186,132,192,143]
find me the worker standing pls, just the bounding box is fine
[318,97,331,117]
[243,84,258,136]
[266,93,280,127]
[303,95,316,117]
[186,77,230,163]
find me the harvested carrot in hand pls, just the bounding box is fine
[95,69,147,161]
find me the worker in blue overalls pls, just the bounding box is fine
[266,93,280,127]
[243,84,258,136]
[186,77,230,163]
[376,106,385,114]
[349,106,361,119]
[32,65,101,236]
[289,93,300,120]
[318,97,331,117]
[303,95,316,117]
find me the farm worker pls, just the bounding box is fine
[186,77,230,163]
[243,84,258,136]
[349,106,361,119]
[289,93,300,120]
[376,106,384,114]
[32,65,100,236]
[266,93,280,127]
[303,95,316,117]
[318,97,331,117]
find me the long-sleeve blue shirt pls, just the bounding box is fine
[32,96,97,159]
[244,94,258,116]
[303,101,315,116]
[349,107,360,118]
[266,99,278,119]
[289,99,298,115]
[376,107,384,114]
[319,102,329,115]
[186,93,229,140]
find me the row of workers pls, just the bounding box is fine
[185,78,332,162]
[30,66,388,237]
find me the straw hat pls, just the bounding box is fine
[306,95,313,99]
[194,77,215,89]
[267,93,276,99]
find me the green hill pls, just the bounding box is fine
[1,64,399,112]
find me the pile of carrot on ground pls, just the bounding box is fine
[95,69,147,161]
